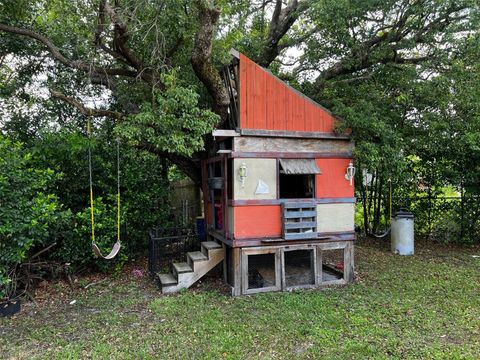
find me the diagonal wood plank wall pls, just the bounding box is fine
[239,53,336,132]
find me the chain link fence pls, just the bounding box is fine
[398,196,480,244]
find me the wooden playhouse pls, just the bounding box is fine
[159,50,355,295]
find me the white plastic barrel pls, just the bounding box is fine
[391,209,414,255]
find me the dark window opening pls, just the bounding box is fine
[279,174,315,199]
[213,161,222,177]
[207,160,225,231]
[247,253,276,289]
[284,250,315,287]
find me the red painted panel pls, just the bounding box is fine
[246,55,255,129]
[316,158,355,198]
[239,53,247,128]
[233,206,282,239]
[297,94,305,131]
[266,74,274,129]
[256,64,267,129]
[312,106,323,132]
[275,79,286,130]
[288,91,296,131]
[239,53,337,133]
[289,93,297,131]
[307,102,315,132]
[325,113,335,132]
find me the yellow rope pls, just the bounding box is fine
[87,118,95,243]
[87,118,122,247]
[389,178,392,220]
[90,185,95,243]
[117,193,121,241]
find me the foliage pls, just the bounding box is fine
[0,0,479,279]
[27,129,172,271]
[118,71,219,157]
[0,135,58,299]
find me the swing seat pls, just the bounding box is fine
[371,227,391,238]
[92,241,121,260]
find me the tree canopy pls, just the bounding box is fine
[1,0,480,232]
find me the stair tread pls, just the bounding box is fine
[173,262,193,274]
[202,241,222,250]
[188,251,208,262]
[159,273,177,286]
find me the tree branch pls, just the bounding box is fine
[103,1,162,87]
[258,0,310,67]
[191,0,230,124]
[136,143,202,186]
[50,90,125,120]
[312,2,470,89]
[0,23,137,78]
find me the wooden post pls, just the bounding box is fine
[280,248,286,290]
[344,241,354,283]
[232,247,241,296]
[315,246,323,285]
[222,243,228,283]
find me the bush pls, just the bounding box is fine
[29,130,171,270]
[0,135,59,299]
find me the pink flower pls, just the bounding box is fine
[132,269,144,278]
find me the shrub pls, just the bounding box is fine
[0,135,59,299]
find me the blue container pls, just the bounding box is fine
[196,217,206,242]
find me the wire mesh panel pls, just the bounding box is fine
[148,226,199,278]
[284,249,315,288]
[399,196,480,243]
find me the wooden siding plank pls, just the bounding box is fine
[230,152,353,159]
[239,54,247,128]
[290,91,297,131]
[284,233,318,240]
[276,79,286,130]
[283,201,316,209]
[246,55,255,129]
[312,106,321,132]
[304,98,311,132]
[326,113,335,133]
[234,136,354,154]
[297,94,305,132]
[239,128,350,139]
[284,210,317,218]
[228,198,356,206]
[284,221,317,229]
[266,74,274,130]
[257,65,267,129]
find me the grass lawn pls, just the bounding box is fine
[1,239,479,359]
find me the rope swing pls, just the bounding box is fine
[87,118,122,260]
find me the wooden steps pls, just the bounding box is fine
[158,241,224,294]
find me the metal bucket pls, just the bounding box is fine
[391,209,414,255]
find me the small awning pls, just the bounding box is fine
[279,159,321,175]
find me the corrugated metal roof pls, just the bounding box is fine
[279,159,321,175]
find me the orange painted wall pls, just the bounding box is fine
[233,205,282,239]
[316,159,354,198]
[239,53,336,133]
